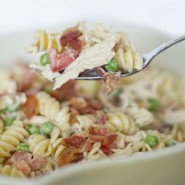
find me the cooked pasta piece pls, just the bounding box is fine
[37,91,60,120]
[105,112,137,135]
[0,165,25,178]
[54,106,71,137]
[71,114,96,133]
[27,134,52,157]
[50,127,65,160]
[115,48,143,73]
[0,125,29,157]
[83,142,107,161]
[28,30,62,54]
[126,107,154,128]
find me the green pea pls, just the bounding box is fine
[44,85,53,93]
[145,135,158,148]
[110,88,123,97]
[40,53,49,66]
[27,125,40,135]
[105,58,119,72]
[16,143,29,152]
[5,103,20,113]
[165,140,176,147]
[41,121,54,135]
[4,117,15,126]
[148,98,160,112]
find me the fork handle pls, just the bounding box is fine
[143,35,185,67]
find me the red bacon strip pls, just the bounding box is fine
[64,135,86,148]
[50,80,77,101]
[70,97,103,115]
[60,30,82,46]
[22,95,38,119]
[6,151,45,176]
[59,147,83,166]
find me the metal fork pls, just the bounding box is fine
[76,35,185,80]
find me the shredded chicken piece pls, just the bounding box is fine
[54,36,116,89]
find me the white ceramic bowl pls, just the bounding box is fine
[0,20,185,185]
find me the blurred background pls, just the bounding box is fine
[0,0,185,36]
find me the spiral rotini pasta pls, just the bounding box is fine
[28,30,62,54]
[37,91,60,120]
[0,165,25,178]
[27,134,52,157]
[0,125,29,157]
[83,142,107,161]
[54,107,71,137]
[71,114,96,133]
[115,34,143,73]
[50,127,65,160]
[105,112,137,135]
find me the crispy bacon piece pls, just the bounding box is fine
[6,151,45,175]
[50,80,77,101]
[60,30,82,46]
[59,126,118,165]
[60,28,83,56]
[88,127,117,155]
[86,98,103,110]
[89,127,110,136]
[59,147,83,166]
[70,97,87,110]
[22,95,39,119]
[70,38,83,54]
[69,107,79,124]
[100,145,112,155]
[94,111,108,125]
[48,48,78,72]
[104,72,121,95]
[64,135,86,148]
[89,134,117,146]
[84,139,93,152]
[70,97,103,115]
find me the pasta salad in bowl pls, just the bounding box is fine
[0,21,185,185]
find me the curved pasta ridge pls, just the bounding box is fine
[105,112,137,135]
[37,91,60,120]
[0,165,25,178]
[27,134,52,157]
[0,125,28,158]
[28,30,62,53]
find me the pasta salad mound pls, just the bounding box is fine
[0,62,185,178]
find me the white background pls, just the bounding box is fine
[0,0,185,36]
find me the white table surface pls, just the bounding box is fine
[0,0,185,36]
